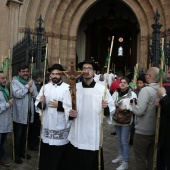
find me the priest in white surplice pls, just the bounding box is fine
[63,59,115,170]
[35,64,70,170]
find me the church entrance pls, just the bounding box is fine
[77,0,139,73]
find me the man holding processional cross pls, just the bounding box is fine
[63,59,115,170]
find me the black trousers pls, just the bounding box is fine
[28,112,40,148]
[0,133,7,160]
[13,122,27,157]
[65,143,104,170]
[39,141,69,170]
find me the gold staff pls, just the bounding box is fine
[7,49,15,168]
[98,36,114,170]
[25,56,34,162]
[37,43,48,170]
[152,38,164,170]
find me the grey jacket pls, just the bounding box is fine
[0,91,12,133]
[12,78,38,124]
[130,83,159,135]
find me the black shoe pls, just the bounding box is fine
[0,158,12,166]
[20,154,31,160]
[110,132,116,136]
[15,156,23,164]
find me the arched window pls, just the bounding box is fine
[118,46,123,56]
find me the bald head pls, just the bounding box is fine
[145,67,159,83]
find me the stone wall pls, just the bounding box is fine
[0,0,170,69]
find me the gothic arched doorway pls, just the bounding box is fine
[77,0,139,73]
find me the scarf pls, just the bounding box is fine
[117,88,132,101]
[0,85,9,102]
[16,76,29,85]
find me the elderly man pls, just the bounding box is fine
[0,71,13,166]
[129,67,159,170]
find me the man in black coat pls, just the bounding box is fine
[156,85,170,170]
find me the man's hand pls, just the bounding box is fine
[29,86,33,93]
[40,95,45,104]
[69,109,78,117]
[157,87,166,97]
[155,98,160,107]
[49,99,58,108]
[8,98,13,107]
[27,80,33,87]
[102,100,108,108]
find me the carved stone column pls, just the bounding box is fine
[6,0,23,49]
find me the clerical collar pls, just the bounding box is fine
[82,80,96,88]
[52,80,63,87]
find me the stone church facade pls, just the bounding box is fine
[0,0,170,70]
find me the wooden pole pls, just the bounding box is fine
[25,56,34,162]
[37,43,48,170]
[1,55,4,66]
[98,36,114,170]
[8,49,16,169]
[153,38,164,170]
[133,63,139,90]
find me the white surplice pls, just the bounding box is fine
[35,82,70,146]
[63,82,115,151]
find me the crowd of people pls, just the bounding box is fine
[0,60,170,170]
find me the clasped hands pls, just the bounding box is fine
[40,95,58,108]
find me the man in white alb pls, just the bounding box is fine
[35,64,70,170]
[63,59,115,170]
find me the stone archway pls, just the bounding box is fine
[5,0,170,70]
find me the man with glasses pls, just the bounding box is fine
[63,59,115,170]
[12,64,38,164]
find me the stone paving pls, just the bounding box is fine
[0,119,135,170]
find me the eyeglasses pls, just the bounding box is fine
[82,67,93,71]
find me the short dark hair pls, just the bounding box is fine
[0,71,4,74]
[32,70,43,80]
[18,64,29,72]
[120,77,130,84]
[137,73,146,83]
